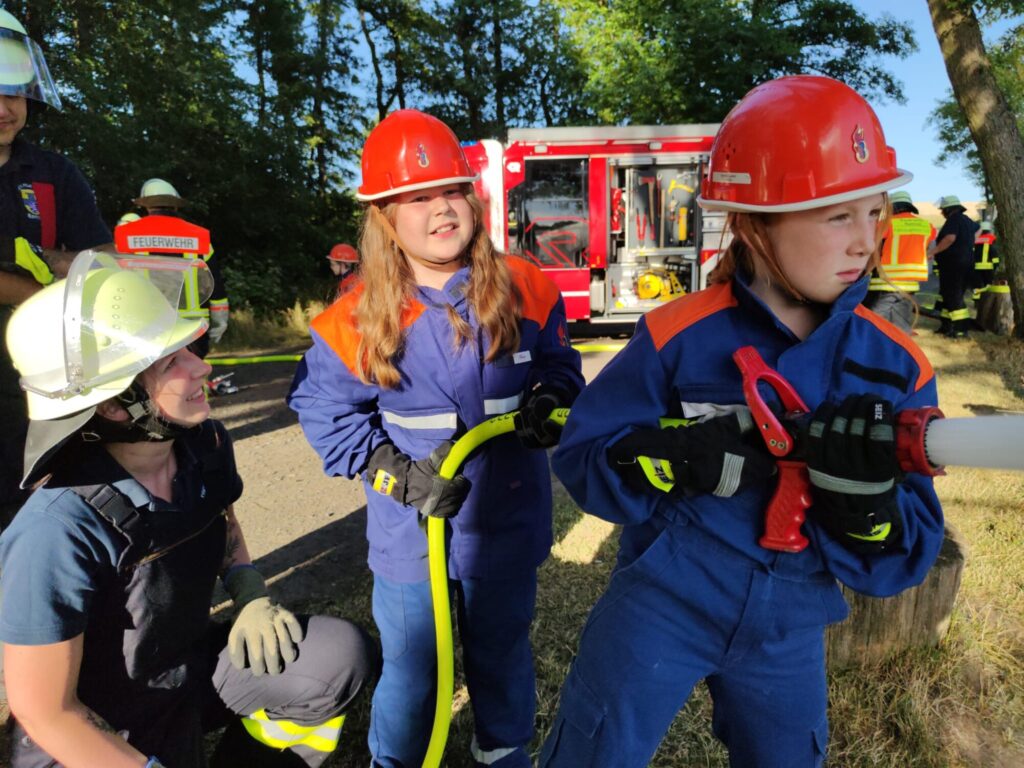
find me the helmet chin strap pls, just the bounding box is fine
[82,380,194,444]
[369,205,465,268]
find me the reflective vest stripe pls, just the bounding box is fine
[240,709,344,753]
[483,393,523,415]
[974,234,996,269]
[180,253,207,318]
[381,410,458,430]
[867,278,921,292]
[879,215,931,288]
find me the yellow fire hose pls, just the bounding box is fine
[422,407,570,768]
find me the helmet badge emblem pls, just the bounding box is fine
[852,126,869,164]
[416,144,430,168]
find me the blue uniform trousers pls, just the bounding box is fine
[539,524,838,768]
[369,573,538,768]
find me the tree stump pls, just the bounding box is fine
[826,524,965,669]
[975,287,1014,336]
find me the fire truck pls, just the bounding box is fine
[462,124,729,325]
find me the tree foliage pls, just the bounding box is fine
[929,16,1024,198]
[552,0,916,124]
[2,0,928,312]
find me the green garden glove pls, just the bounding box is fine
[224,566,303,676]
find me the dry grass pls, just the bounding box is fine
[213,300,326,354]
[287,315,1024,767]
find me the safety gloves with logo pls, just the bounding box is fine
[367,441,471,518]
[607,408,776,498]
[514,383,571,449]
[224,565,303,676]
[805,394,904,553]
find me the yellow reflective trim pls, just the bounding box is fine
[638,456,675,492]
[848,522,891,542]
[240,709,344,753]
[986,285,1011,294]
[372,469,397,496]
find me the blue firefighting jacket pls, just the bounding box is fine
[288,258,584,583]
[552,273,944,598]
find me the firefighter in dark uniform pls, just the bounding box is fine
[0,9,112,524]
[930,194,978,338]
[1,252,378,767]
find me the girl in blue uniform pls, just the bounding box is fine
[288,109,584,768]
[540,76,945,767]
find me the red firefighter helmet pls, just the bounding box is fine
[327,243,359,263]
[356,109,478,202]
[698,75,911,213]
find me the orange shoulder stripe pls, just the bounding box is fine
[854,305,934,391]
[646,282,738,351]
[507,256,562,327]
[311,284,426,375]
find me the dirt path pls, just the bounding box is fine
[208,356,371,608]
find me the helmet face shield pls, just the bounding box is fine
[10,251,210,418]
[0,27,61,110]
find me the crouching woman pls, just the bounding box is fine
[0,253,378,768]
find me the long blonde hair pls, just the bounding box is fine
[354,187,522,388]
[709,195,891,301]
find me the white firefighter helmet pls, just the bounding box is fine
[979,220,994,234]
[134,178,187,209]
[0,9,62,110]
[117,211,142,227]
[6,251,212,421]
[936,194,964,211]
[7,251,213,485]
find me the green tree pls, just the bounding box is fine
[928,0,1024,340]
[10,0,364,313]
[929,17,1023,200]
[553,0,916,124]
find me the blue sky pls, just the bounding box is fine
[852,1,1020,204]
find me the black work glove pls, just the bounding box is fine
[514,384,570,449]
[606,409,776,498]
[805,394,904,553]
[366,441,471,518]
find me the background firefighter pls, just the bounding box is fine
[864,190,935,333]
[133,177,231,360]
[930,194,977,339]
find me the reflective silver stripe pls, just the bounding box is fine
[470,735,518,765]
[483,393,523,415]
[808,468,895,496]
[714,452,744,497]
[381,410,458,430]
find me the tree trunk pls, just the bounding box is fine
[826,525,965,669]
[928,0,1024,341]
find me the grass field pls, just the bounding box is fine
[288,314,1023,768]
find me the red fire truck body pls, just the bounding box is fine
[462,124,728,324]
